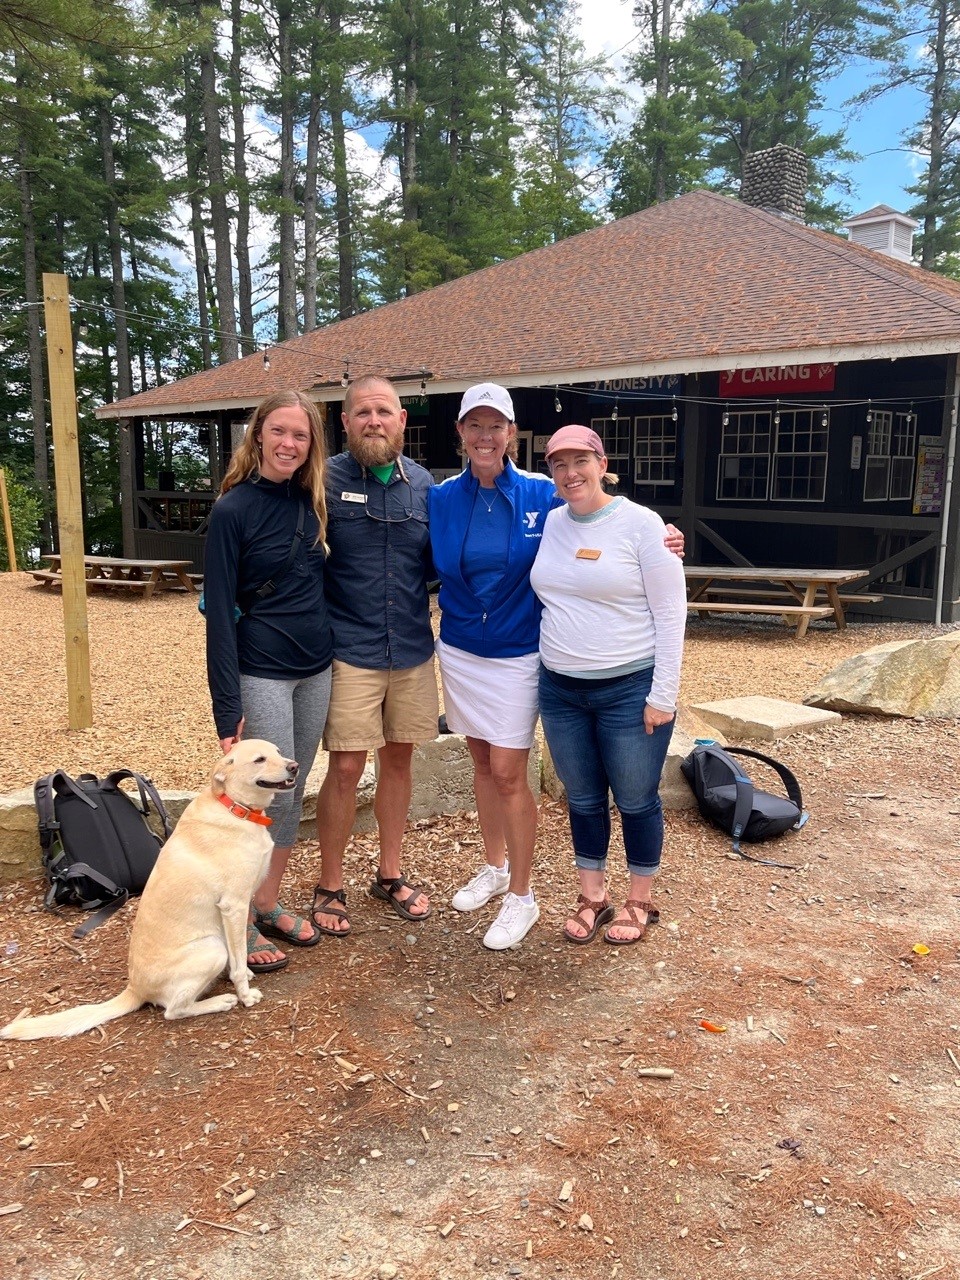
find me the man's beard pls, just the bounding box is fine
[350,428,404,468]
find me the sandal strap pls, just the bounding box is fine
[313,885,347,907]
[568,894,610,926]
[246,923,283,957]
[619,899,655,928]
[378,874,425,902]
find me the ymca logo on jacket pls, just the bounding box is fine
[428,462,562,658]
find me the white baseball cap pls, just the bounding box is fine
[458,383,515,422]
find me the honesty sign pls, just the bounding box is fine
[719,364,836,396]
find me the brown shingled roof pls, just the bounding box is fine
[98,191,960,420]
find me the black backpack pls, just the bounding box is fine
[680,743,808,868]
[34,769,171,938]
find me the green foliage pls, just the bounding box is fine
[0,468,41,570]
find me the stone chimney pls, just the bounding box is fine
[740,145,808,222]
[841,206,917,262]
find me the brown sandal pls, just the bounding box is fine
[311,885,351,937]
[564,894,616,944]
[603,899,658,946]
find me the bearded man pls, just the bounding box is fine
[312,375,437,934]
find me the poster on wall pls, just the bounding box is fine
[913,436,945,515]
[719,364,836,396]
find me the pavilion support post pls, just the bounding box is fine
[680,373,702,556]
[43,272,93,729]
[934,355,959,625]
[119,416,137,557]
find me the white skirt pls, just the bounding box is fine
[436,639,540,750]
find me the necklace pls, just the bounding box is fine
[477,487,499,513]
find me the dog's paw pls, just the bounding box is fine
[240,987,263,1007]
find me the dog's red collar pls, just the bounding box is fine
[217,793,273,826]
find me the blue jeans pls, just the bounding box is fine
[538,665,675,876]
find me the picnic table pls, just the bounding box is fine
[32,555,198,599]
[684,565,878,639]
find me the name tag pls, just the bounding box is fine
[576,548,602,560]
[341,491,367,504]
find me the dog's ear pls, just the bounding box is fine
[211,764,230,795]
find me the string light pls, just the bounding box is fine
[671,395,678,423]
[420,367,428,395]
[866,398,872,424]
[773,399,781,427]
[554,387,562,413]
[820,405,828,427]
[262,353,271,371]
[611,400,618,423]
[340,359,350,388]
[722,406,729,427]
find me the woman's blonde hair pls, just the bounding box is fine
[220,391,329,545]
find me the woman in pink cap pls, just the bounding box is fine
[530,425,686,945]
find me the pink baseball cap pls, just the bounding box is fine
[544,424,606,459]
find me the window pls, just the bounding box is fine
[717,411,772,500]
[772,409,829,502]
[718,408,830,502]
[863,410,916,502]
[634,415,677,486]
[591,416,630,471]
[403,423,427,464]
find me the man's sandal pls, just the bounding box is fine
[564,894,615,945]
[311,885,351,937]
[603,899,659,946]
[246,923,290,973]
[254,902,321,948]
[369,873,432,922]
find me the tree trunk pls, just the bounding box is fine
[196,0,239,364]
[920,0,948,270]
[654,0,671,203]
[16,133,53,553]
[98,101,133,402]
[277,0,298,341]
[329,4,355,319]
[183,62,214,370]
[400,5,420,296]
[303,86,320,331]
[229,0,256,351]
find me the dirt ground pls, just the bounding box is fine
[1,573,959,1280]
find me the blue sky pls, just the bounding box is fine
[816,59,926,216]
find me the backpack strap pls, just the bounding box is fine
[722,747,807,827]
[238,498,306,614]
[102,769,172,840]
[35,770,98,850]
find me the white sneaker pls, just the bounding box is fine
[451,863,510,912]
[482,892,540,951]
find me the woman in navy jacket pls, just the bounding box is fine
[204,390,333,972]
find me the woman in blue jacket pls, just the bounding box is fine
[429,384,558,951]
[204,390,333,972]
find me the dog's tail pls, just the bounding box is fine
[0,987,143,1041]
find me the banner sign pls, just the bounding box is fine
[588,375,682,398]
[719,364,836,397]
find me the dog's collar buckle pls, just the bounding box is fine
[218,793,273,826]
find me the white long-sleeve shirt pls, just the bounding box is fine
[529,498,686,712]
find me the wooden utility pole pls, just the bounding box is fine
[43,273,93,729]
[0,468,16,570]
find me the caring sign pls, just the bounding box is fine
[719,364,836,396]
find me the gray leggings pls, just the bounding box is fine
[239,667,332,847]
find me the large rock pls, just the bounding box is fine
[804,632,960,718]
[0,735,526,884]
[691,695,840,740]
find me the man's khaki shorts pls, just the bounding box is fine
[322,659,440,752]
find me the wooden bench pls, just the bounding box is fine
[688,601,834,621]
[696,586,884,607]
[32,555,196,599]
